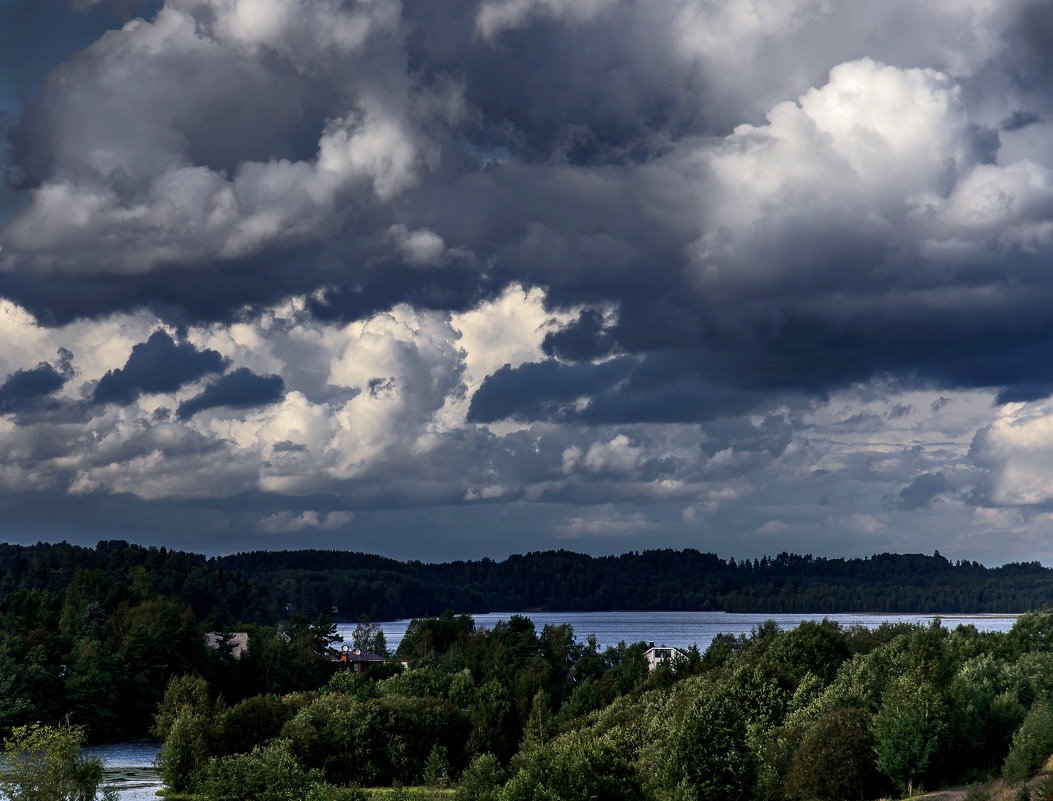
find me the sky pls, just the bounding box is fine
[4,0,1053,563]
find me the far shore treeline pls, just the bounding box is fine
[2,541,1053,625]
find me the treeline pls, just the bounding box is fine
[0,540,276,624]
[212,547,1053,619]
[6,541,1053,624]
[155,611,1053,801]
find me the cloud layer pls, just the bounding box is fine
[4,0,1053,561]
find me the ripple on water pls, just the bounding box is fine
[82,742,162,801]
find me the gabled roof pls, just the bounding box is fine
[340,646,386,662]
[644,644,687,656]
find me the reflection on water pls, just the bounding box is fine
[82,741,161,801]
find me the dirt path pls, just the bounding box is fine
[915,787,969,801]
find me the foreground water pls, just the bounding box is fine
[339,610,1021,653]
[83,741,161,801]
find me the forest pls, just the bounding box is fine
[209,547,1053,618]
[153,610,1053,801]
[6,539,1053,799]
[5,540,1053,627]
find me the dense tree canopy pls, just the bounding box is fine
[138,607,1053,801]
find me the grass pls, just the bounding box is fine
[363,787,455,800]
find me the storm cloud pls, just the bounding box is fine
[4,0,1053,561]
[0,348,73,414]
[93,331,226,404]
[177,368,284,419]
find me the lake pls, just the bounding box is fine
[83,740,161,801]
[337,610,1021,653]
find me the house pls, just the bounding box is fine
[644,641,686,672]
[205,631,250,658]
[339,645,388,673]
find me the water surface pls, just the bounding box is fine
[82,741,161,801]
[339,610,1020,653]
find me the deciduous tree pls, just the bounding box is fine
[0,723,103,801]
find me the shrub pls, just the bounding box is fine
[454,753,506,801]
[197,739,322,801]
[1032,775,1053,801]
[216,694,292,755]
[1004,700,1053,784]
[0,723,103,801]
[499,734,643,801]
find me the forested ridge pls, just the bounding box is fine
[4,541,1053,625]
[214,546,1053,619]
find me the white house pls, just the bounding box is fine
[644,641,686,672]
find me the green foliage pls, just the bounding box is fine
[379,667,453,700]
[197,739,322,801]
[784,707,882,801]
[1006,612,1053,658]
[873,698,942,794]
[555,677,603,725]
[423,744,450,787]
[763,619,850,685]
[0,723,103,801]
[157,706,211,792]
[1003,698,1053,784]
[522,690,554,748]
[467,679,514,761]
[499,733,644,801]
[666,691,755,801]
[282,691,472,787]
[448,671,474,708]
[725,661,792,734]
[325,670,382,700]
[0,670,35,738]
[454,753,506,801]
[215,694,293,755]
[304,783,367,801]
[153,674,212,739]
[13,541,1053,801]
[398,613,475,663]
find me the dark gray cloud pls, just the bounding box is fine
[894,473,949,511]
[468,358,635,423]
[93,330,225,404]
[541,308,617,362]
[176,368,284,420]
[0,348,72,413]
